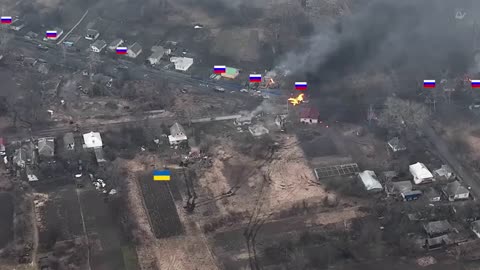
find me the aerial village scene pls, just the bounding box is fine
[2,0,480,270]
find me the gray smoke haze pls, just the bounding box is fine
[276,0,477,85]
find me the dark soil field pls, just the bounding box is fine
[138,171,184,239]
[0,192,14,249]
[78,187,138,270]
[38,185,83,251]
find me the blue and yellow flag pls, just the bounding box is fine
[153,170,171,181]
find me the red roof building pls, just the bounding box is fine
[300,107,320,124]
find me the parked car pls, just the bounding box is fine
[37,44,49,51]
[214,86,225,92]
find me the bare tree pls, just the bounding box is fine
[378,97,430,135]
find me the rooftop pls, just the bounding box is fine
[109,39,123,47]
[424,220,452,236]
[170,122,186,137]
[128,42,142,54]
[225,67,239,75]
[358,170,382,191]
[87,29,98,34]
[388,137,406,152]
[38,137,55,157]
[300,107,320,119]
[83,131,103,148]
[410,162,433,179]
[444,180,469,196]
[91,39,106,48]
[390,180,413,194]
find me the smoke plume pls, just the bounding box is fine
[276,0,476,85]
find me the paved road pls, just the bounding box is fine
[422,124,480,199]
[11,35,245,92]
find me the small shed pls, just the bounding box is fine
[426,235,451,250]
[94,148,106,164]
[357,170,382,192]
[424,220,452,237]
[85,29,100,40]
[387,137,406,152]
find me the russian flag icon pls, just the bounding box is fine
[472,80,480,88]
[213,65,226,74]
[423,80,435,88]
[250,74,262,83]
[295,82,307,91]
[1,16,12,24]
[116,47,128,54]
[46,30,57,39]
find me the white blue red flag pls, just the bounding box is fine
[472,80,480,88]
[250,74,262,83]
[1,16,12,24]
[116,47,128,54]
[214,65,226,74]
[46,30,57,39]
[295,82,307,91]
[423,80,435,88]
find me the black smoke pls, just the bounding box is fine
[278,0,475,89]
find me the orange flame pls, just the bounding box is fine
[288,93,304,106]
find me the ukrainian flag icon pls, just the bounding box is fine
[153,170,171,181]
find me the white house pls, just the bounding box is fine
[168,123,188,145]
[443,180,469,201]
[90,40,106,53]
[409,162,434,184]
[83,132,103,149]
[170,57,193,71]
[127,42,142,58]
[358,170,383,192]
